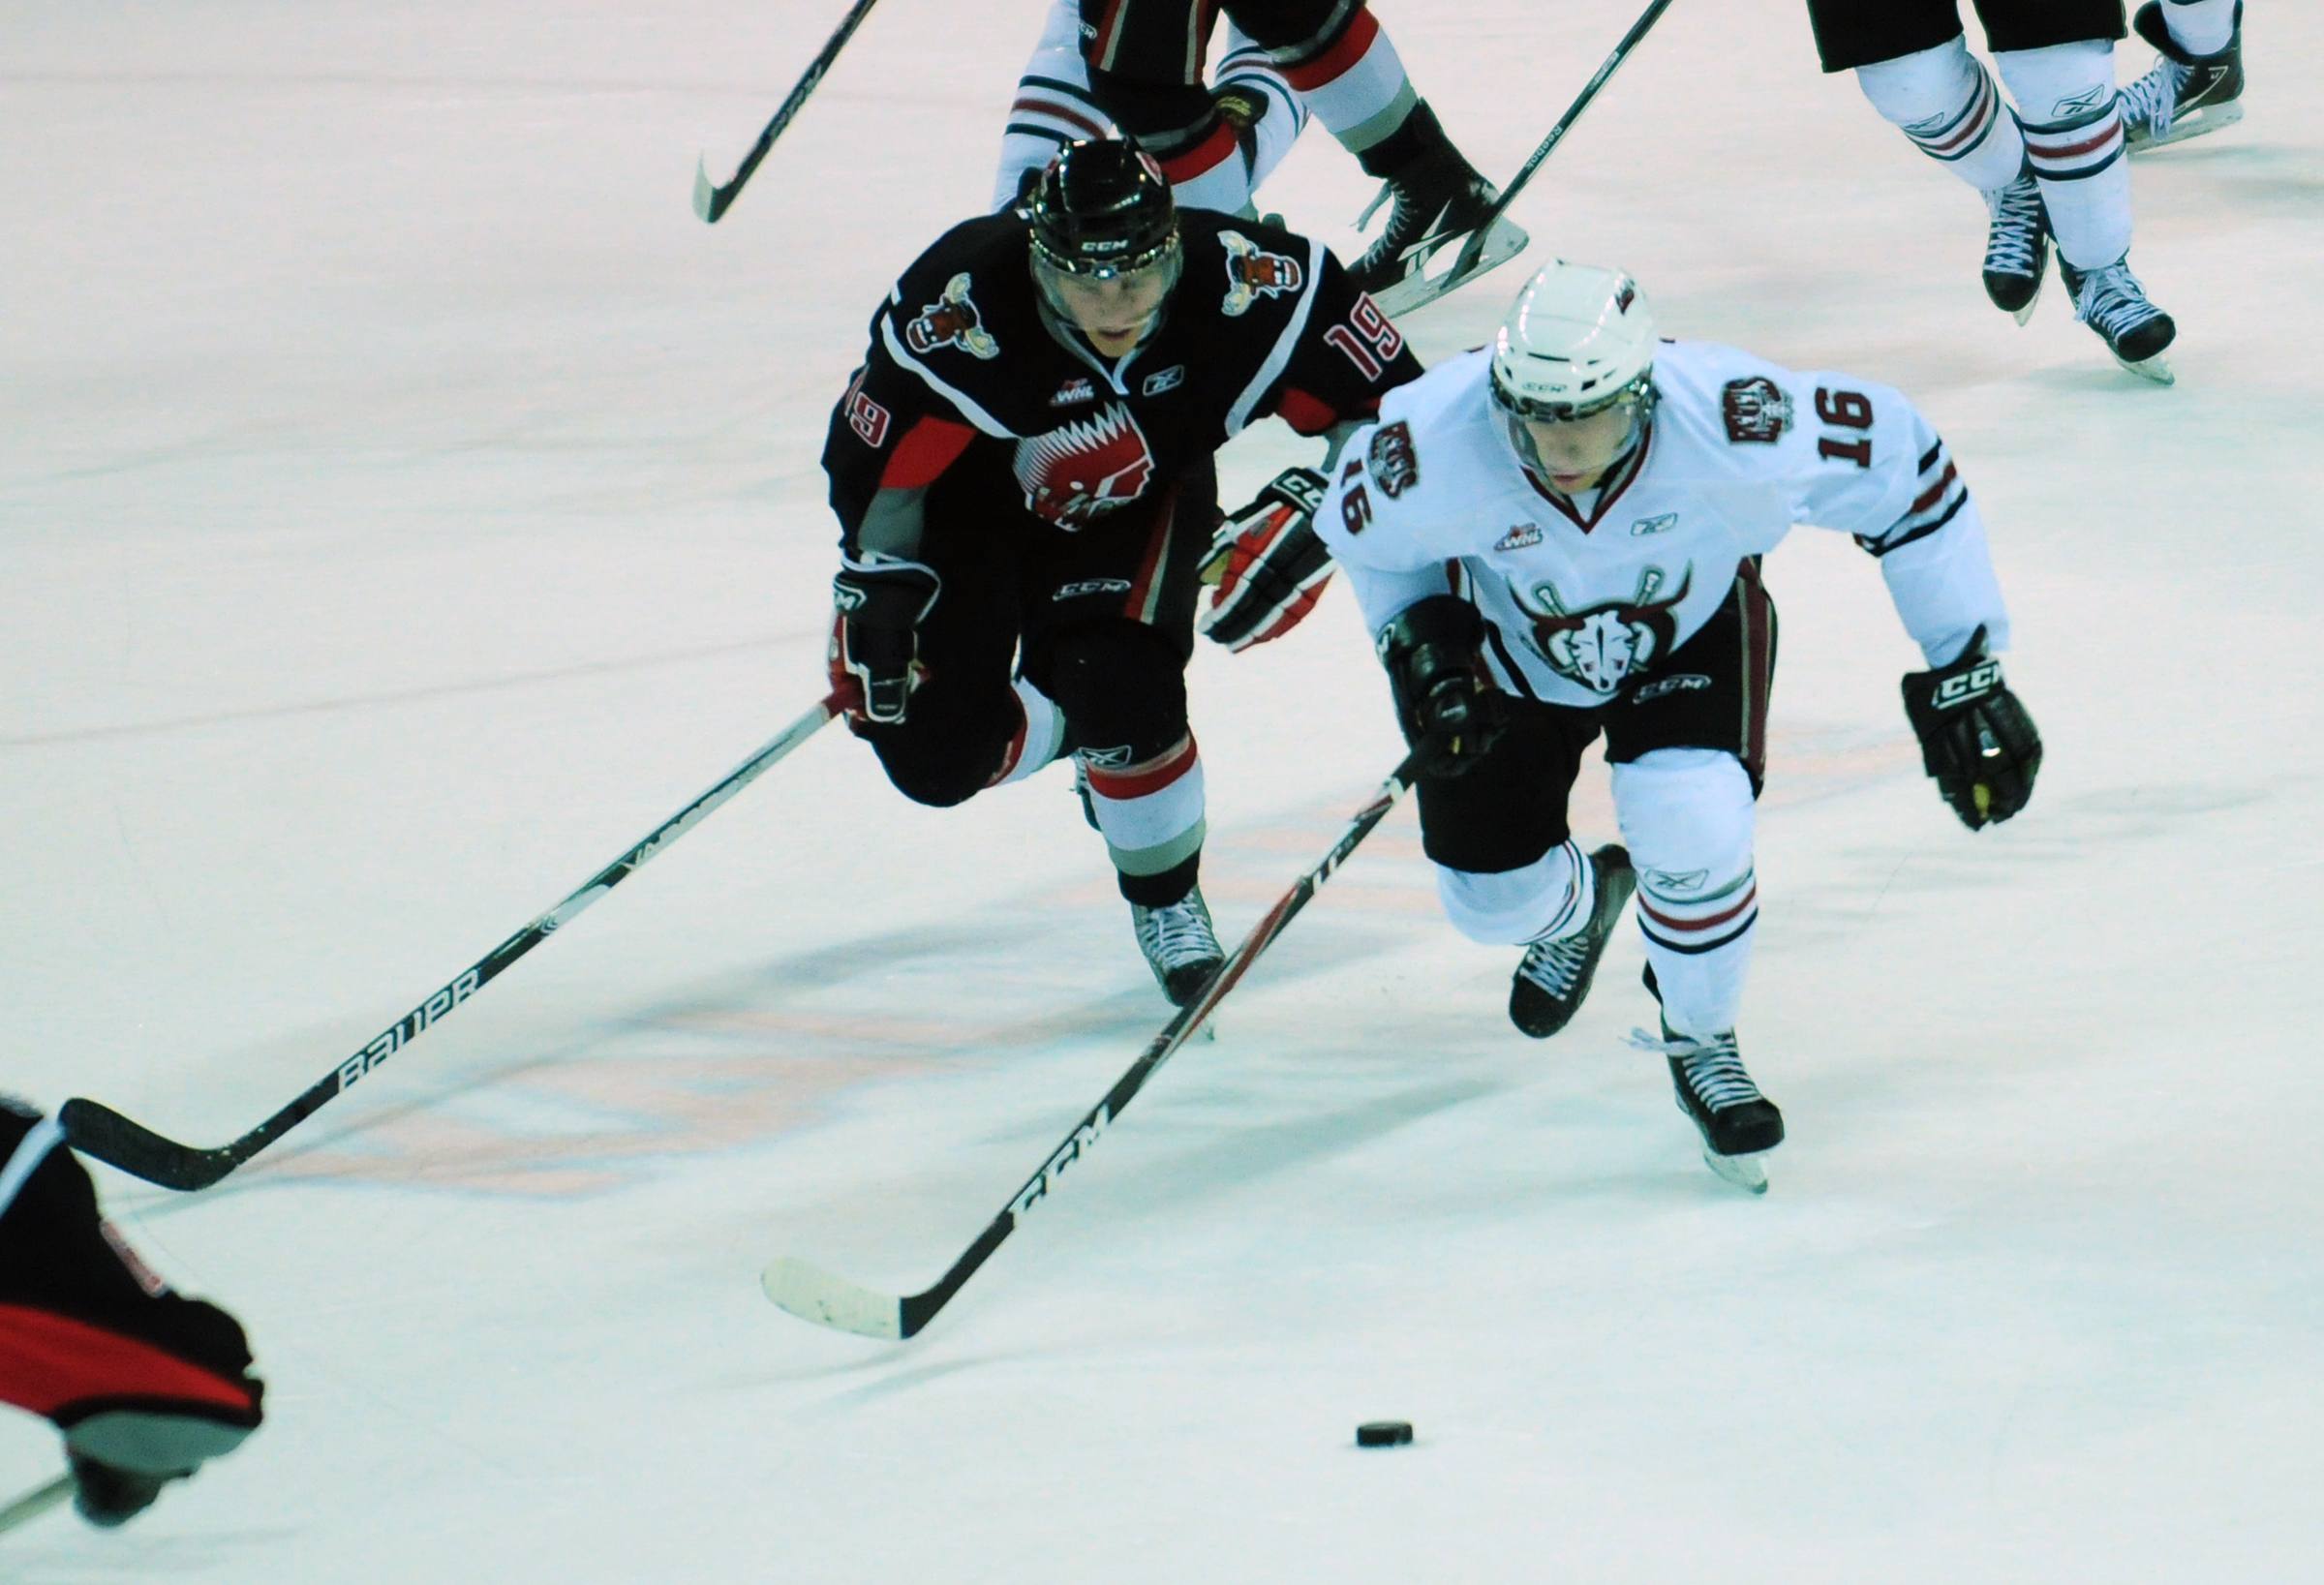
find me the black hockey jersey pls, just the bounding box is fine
[822,207,1422,563]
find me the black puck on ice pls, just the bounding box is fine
[1355,1420,1414,1448]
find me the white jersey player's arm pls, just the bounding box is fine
[1310,442,1458,634]
[1784,373,2010,667]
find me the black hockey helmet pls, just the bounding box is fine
[1026,137,1179,277]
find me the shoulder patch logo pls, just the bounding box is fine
[1220,229,1305,319]
[904,272,1000,360]
[1493,522,1542,552]
[1366,420,1419,499]
[1721,376,1790,444]
[1141,365,1185,396]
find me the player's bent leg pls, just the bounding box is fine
[858,673,1025,808]
[1609,748,1758,1043]
[994,0,1115,210]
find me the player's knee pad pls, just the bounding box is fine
[1436,840,1585,946]
[1610,748,1755,902]
[1993,39,2116,128]
[864,718,1007,809]
[1039,619,1189,761]
[1853,35,1982,132]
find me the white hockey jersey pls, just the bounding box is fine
[1311,341,2011,710]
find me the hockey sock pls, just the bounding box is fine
[1210,27,1307,203]
[1081,734,1207,900]
[1612,750,1758,1039]
[1998,42,2131,271]
[1853,37,2028,195]
[2160,0,2237,57]
[1276,8,1418,159]
[1436,839,1593,946]
[984,676,1069,788]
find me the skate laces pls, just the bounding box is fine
[1516,932,1591,998]
[1628,1027,1762,1111]
[1135,895,1220,968]
[2117,57,2191,140]
[2072,261,2165,337]
[1982,177,2044,274]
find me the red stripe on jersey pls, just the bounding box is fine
[0,1304,259,1422]
[1281,8,1381,91]
[1910,462,1959,516]
[1272,386,1347,435]
[1637,884,1758,934]
[1012,96,1109,139]
[1090,0,1132,70]
[1157,120,1238,182]
[1119,489,1177,623]
[1086,734,1200,800]
[878,415,977,491]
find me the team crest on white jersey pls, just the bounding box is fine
[903,273,1000,360]
[1514,567,1694,696]
[1720,377,1790,444]
[1220,230,1304,318]
[1493,522,1542,551]
[1367,420,1419,498]
[1014,402,1155,529]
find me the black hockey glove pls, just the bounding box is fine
[1198,467,1331,652]
[830,558,939,725]
[1377,595,1507,777]
[1901,626,2041,831]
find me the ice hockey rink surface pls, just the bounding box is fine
[4,1,2320,1578]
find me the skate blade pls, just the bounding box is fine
[1367,217,1531,318]
[2131,102,2244,153]
[1702,1147,1769,1194]
[2116,349,2176,385]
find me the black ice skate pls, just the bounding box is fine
[1661,1021,1784,1193]
[1509,845,1636,1039]
[1349,106,1528,317]
[1980,169,2050,324]
[1131,886,1225,1006]
[2121,0,2244,152]
[2061,257,2177,383]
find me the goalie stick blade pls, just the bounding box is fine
[761,1257,906,1339]
[1366,215,1530,318]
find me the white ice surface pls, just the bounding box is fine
[4,2,2322,1580]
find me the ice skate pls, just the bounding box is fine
[2121,0,2244,152]
[1131,885,1224,1006]
[1350,107,1528,317]
[1509,845,1636,1039]
[1980,169,2050,324]
[2062,257,2177,383]
[1660,1022,1784,1193]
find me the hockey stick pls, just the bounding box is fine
[763,746,1428,1340]
[693,0,883,223]
[0,1474,74,1536]
[60,690,851,1192]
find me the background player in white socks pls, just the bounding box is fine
[1809,1,2178,381]
[994,0,1524,312]
[1201,261,2042,1184]
[2117,0,2245,149]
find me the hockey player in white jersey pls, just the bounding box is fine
[1202,261,2043,1183]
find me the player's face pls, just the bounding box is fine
[1047,264,1173,354]
[1515,403,1641,493]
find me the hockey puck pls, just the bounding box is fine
[1355,1420,1413,1448]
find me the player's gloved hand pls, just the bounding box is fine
[1198,468,1331,652]
[1900,625,2041,830]
[830,558,939,725]
[1377,595,1507,777]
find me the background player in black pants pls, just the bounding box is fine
[820,137,1421,1003]
[1809,0,2179,380]
[0,1099,263,1528]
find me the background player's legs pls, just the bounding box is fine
[1077,0,1295,214]
[2119,0,2245,150]
[993,0,1113,210]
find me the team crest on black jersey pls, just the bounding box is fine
[1367,420,1419,499]
[903,273,1000,360]
[1014,403,1155,529]
[1514,567,1694,696]
[1220,230,1304,319]
[1721,377,1790,443]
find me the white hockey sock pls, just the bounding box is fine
[991,0,1113,212]
[1211,26,1307,203]
[1612,749,1757,1040]
[1279,9,1416,157]
[1854,37,2028,195]
[985,676,1069,788]
[2160,0,2237,57]
[1082,735,1207,881]
[1998,41,2131,270]
[1436,839,1592,946]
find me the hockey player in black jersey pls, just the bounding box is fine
[0,1100,264,1528]
[820,137,1422,1004]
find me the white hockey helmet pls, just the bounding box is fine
[1489,261,1658,484]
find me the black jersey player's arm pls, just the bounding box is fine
[1256,248,1426,456]
[820,322,980,567]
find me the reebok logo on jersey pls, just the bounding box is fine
[1630,513,1677,536]
[1493,523,1542,551]
[1014,403,1155,529]
[1051,377,1095,407]
[903,272,999,360]
[1721,378,1790,443]
[1141,365,1185,396]
[1220,230,1304,318]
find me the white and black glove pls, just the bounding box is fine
[829,558,939,725]
[1901,626,2041,830]
[1378,595,1507,777]
[1198,468,1331,652]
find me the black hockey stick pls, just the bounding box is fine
[693,0,883,223]
[0,1474,74,1536]
[763,746,1428,1340]
[1447,0,1678,279]
[60,690,851,1191]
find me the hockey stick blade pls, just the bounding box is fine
[60,691,847,1190]
[762,749,1425,1340]
[691,155,723,224]
[0,1474,74,1536]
